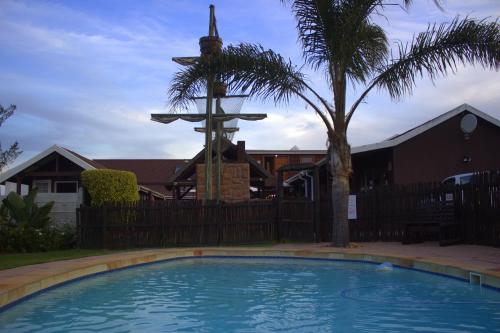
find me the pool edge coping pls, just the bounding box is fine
[1,247,499,310]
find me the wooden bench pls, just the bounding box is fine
[402,201,461,246]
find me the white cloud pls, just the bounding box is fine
[0,0,498,168]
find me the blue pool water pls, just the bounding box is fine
[0,257,499,332]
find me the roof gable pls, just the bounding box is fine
[168,138,272,184]
[352,104,500,154]
[0,145,98,183]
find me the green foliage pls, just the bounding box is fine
[168,0,499,246]
[40,223,77,251]
[81,169,139,206]
[2,189,54,228]
[0,249,118,271]
[168,2,499,132]
[0,104,21,171]
[169,44,307,110]
[0,189,75,252]
[370,18,499,100]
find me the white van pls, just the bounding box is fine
[441,173,474,186]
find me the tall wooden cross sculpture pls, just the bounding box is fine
[151,5,266,202]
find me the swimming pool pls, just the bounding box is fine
[0,257,499,332]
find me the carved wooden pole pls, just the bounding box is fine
[215,97,222,202]
[199,4,220,201]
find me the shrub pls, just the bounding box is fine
[1,189,53,228]
[0,189,76,252]
[40,224,77,250]
[81,169,139,206]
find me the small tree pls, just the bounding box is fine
[0,104,21,172]
[168,1,499,247]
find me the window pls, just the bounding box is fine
[459,175,473,185]
[264,156,275,173]
[55,181,78,193]
[33,180,51,193]
[300,156,313,164]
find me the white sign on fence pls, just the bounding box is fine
[348,195,357,220]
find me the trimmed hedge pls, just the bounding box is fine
[81,169,139,206]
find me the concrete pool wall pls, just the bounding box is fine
[1,243,500,309]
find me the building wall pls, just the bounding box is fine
[36,192,83,226]
[196,163,250,202]
[0,191,83,227]
[249,153,325,179]
[351,148,393,191]
[393,112,500,184]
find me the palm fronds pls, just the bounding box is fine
[345,21,388,83]
[347,17,499,123]
[379,17,498,99]
[168,64,208,111]
[288,0,388,84]
[219,44,308,104]
[168,43,308,111]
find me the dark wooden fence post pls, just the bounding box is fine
[102,204,107,249]
[275,172,283,242]
[76,205,82,248]
[217,202,222,246]
[75,171,500,249]
[313,166,320,242]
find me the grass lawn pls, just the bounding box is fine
[0,243,283,271]
[0,249,121,270]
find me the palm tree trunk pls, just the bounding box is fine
[329,132,351,247]
[329,64,352,247]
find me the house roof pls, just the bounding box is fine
[247,149,327,155]
[3,104,496,190]
[0,145,183,197]
[249,104,499,157]
[351,103,500,154]
[167,138,272,185]
[137,185,171,199]
[0,145,99,184]
[95,159,188,189]
[64,148,107,169]
[281,104,500,175]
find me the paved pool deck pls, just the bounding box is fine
[1,242,500,309]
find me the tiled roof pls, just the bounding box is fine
[62,148,107,169]
[95,159,189,194]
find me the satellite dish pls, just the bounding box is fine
[460,114,477,134]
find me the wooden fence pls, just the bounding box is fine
[343,172,500,245]
[78,200,279,248]
[77,172,500,249]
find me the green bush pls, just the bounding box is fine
[40,224,77,250]
[2,189,53,228]
[0,224,76,253]
[81,169,139,206]
[0,189,75,252]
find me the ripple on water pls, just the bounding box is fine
[0,258,499,333]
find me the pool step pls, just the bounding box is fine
[469,272,482,286]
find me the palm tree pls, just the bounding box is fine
[168,0,499,247]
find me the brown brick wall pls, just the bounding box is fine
[393,112,500,184]
[196,163,250,202]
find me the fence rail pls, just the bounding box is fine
[78,200,281,248]
[78,172,500,249]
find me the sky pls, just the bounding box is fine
[0,0,499,166]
